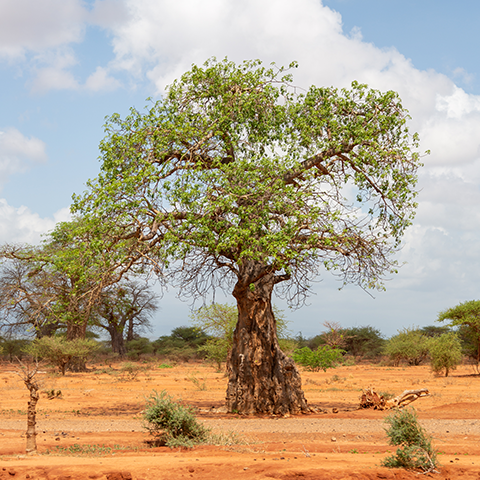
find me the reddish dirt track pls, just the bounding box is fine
[1,361,480,479]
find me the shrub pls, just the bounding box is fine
[382,407,438,472]
[143,390,209,448]
[292,345,344,372]
[126,337,153,360]
[198,337,230,371]
[152,327,208,362]
[428,332,463,377]
[0,337,30,362]
[456,324,480,366]
[383,328,429,366]
[342,326,385,359]
[278,337,299,356]
[24,337,98,375]
[0,337,31,362]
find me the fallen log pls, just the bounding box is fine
[359,387,430,410]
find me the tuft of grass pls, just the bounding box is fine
[44,444,137,456]
[143,390,244,449]
[158,363,174,369]
[187,374,207,391]
[382,407,438,473]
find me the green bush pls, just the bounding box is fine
[0,337,31,362]
[152,326,208,362]
[126,337,154,360]
[382,407,438,472]
[278,337,299,356]
[143,390,209,448]
[428,332,463,377]
[342,326,385,359]
[456,324,480,366]
[198,337,230,371]
[292,346,344,372]
[384,328,429,366]
[24,337,98,375]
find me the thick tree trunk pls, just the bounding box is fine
[109,326,127,357]
[126,317,135,342]
[226,262,309,415]
[66,321,87,341]
[66,321,88,372]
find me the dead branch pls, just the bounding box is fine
[359,387,430,410]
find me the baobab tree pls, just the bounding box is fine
[74,59,423,414]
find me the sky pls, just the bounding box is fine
[1,0,480,340]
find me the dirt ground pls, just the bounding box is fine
[1,360,480,479]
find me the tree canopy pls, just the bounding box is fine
[74,58,421,302]
[438,300,480,364]
[73,58,423,414]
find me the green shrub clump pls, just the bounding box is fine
[428,332,463,377]
[383,328,429,366]
[292,345,344,372]
[382,407,438,473]
[24,337,98,375]
[143,390,209,448]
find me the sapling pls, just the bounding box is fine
[15,359,41,454]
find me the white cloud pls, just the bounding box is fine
[88,0,130,29]
[0,199,70,244]
[0,128,47,189]
[85,66,122,92]
[0,0,86,59]
[0,0,124,93]
[436,86,480,119]
[29,48,80,93]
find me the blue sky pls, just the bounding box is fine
[1,0,480,339]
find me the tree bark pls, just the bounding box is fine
[226,261,309,415]
[15,360,40,454]
[126,317,135,342]
[108,325,127,357]
[66,321,87,341]
[66,322,88,372]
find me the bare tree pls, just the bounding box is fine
[94,280,158,356]
[14,359,41,454]
[0,216,147,342]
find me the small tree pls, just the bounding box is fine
[126,337,154,360]
[382,407,438,473]
[438,300,480,365]
[428,332,462,377]
[292,345,344,372]
[198,337,230,371]
[0,337,30,362]
[384,328,429,366]
[342,325,385,359]
[14,359,41,454]
[94,280,158,357]
[25,336,98,375]
[319,321,349,349]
